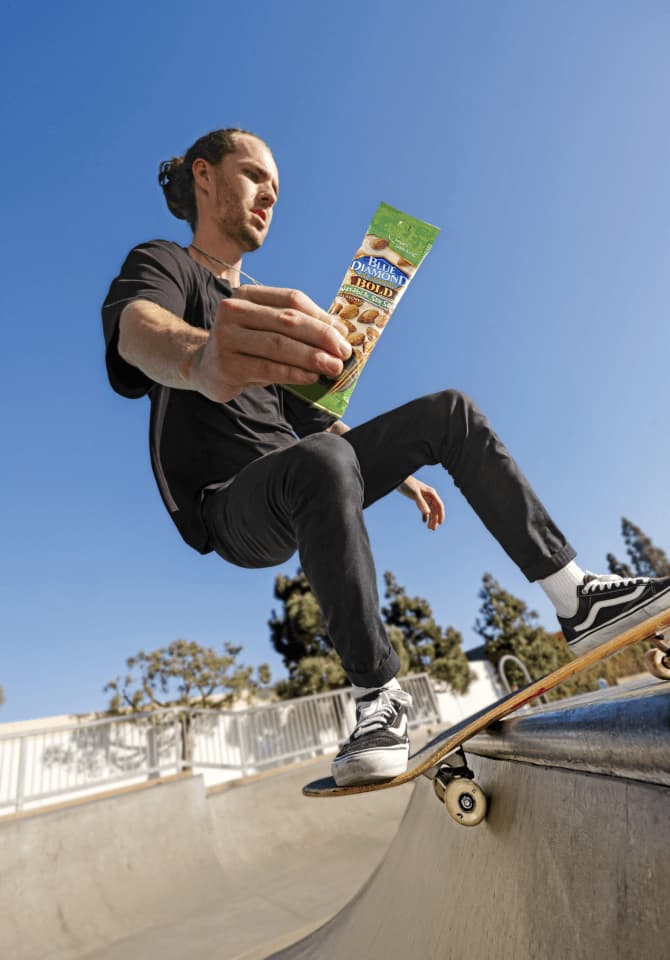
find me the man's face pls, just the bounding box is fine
[204,135,279,252]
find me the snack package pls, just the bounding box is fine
[283,201,440,418]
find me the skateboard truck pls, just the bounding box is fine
[430,747,488,827]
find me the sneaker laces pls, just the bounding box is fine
[582,572,649,595]
[350,689,412,740]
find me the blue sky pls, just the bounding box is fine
[2,1,669,722]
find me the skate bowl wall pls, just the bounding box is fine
[271,681,670,960]
[3,682,670,960]
[0,758,412,960]
[0,775,229,960]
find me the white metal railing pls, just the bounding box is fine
[0,674,440,815]
[0,710,186,815]
[498,654,548,705]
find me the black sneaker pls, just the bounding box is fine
[558,573,670,655]
[331,688,412,787]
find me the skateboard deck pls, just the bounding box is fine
[303,609,670,806]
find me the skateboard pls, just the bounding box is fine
[303,609,670,825]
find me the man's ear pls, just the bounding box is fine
[192,157,212,194]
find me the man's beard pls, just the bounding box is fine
[236,222,263,252]
[214,184,265,252]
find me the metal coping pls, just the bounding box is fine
[466,678,670,787]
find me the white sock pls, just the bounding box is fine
[538,560,586,617]
[351,676,401,700]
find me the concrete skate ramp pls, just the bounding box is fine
[4,683,670,960]
[1,775,227,960]
[271,680,670,960]
[0,757,412,960]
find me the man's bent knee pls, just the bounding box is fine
[290,432,364,500]
[437,388,477,415]
[409,389,479,437]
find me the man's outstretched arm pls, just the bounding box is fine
[118,286,352,403]
[118,299,208,389]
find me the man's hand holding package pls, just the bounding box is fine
[189,285,352,403]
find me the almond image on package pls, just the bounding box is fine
[283,202,440,418]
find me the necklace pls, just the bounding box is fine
[189,243,261,286]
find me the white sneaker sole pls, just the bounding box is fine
[332,744,410,787]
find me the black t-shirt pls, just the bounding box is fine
[101,240,335,553]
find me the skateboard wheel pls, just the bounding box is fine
[433,775,446,805]
[443,778,488,827]
[644,647,670,681]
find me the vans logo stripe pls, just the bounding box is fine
[393,714,408,738]
[573,585,646,632]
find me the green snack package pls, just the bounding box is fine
[283,201,440,418]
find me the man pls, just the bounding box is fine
[102,127,670,786]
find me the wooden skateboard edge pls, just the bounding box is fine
[303,608,670,798]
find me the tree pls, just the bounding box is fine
[477,573,652,699]
[476,573,570,691]
[386,626,411,677]
[104,639,270,713]
[274,655,346,699]
[270,568,473,698]
[269,569,346,698]
[0,685,4,709]
[382,573,472,693]
[607,517,670,578]
[432,626,473,690]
